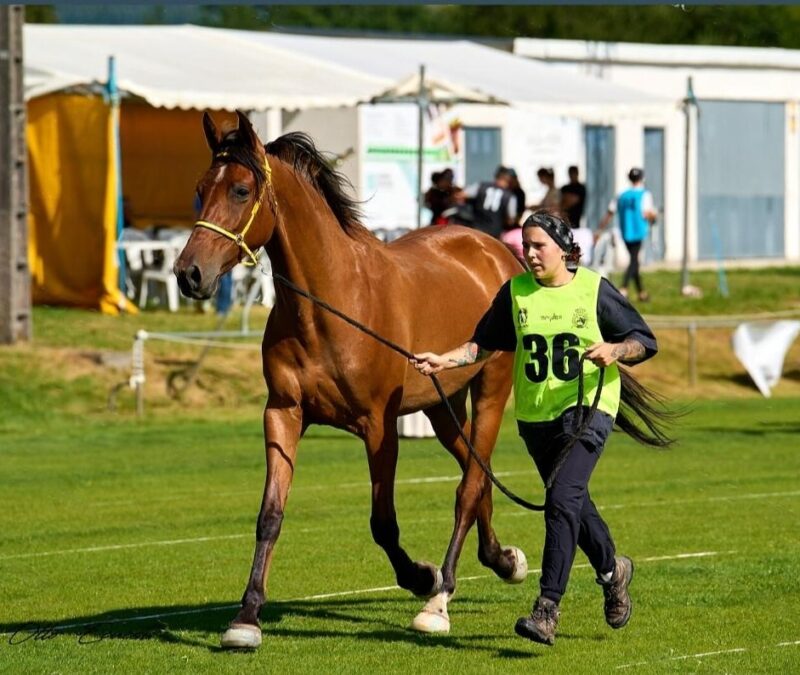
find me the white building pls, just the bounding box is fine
[515,38,800,265]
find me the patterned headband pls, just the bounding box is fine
[526,214,573,252]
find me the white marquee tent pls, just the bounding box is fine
[24,24,670,121]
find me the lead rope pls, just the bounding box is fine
[269,271,604,512]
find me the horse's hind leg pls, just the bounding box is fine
[221,403,303,650]
[423,385,521,582]
[364,416,442,598]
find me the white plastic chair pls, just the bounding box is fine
[119,229,150,299]
[138,232,190,312]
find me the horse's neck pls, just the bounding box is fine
[264,171,375,313]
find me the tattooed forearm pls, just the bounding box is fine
[447,342,490,367]
[611,338,647,364]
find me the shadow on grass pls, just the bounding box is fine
[693,419,800,435]
[0,596,538,659]
[782,367,800,383]
[724,369,800,394]
[723,372,761,391]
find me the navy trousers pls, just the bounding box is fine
[518,409,617,603]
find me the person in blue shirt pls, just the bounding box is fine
[597,168,657,302]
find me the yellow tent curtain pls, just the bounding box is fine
[119,105,220,228]
[27,97,234,314]
[27,94,133,314]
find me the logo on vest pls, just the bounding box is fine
[572,308,588,329]
[518,308,528,327]
[539,313,562,322]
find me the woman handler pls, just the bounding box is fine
[411,210,662,646]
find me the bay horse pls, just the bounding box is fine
[174,111,527,649]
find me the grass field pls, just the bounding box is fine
[1,266,799,672]
[1,398,799,673]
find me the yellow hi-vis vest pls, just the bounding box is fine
[511,267,621,423]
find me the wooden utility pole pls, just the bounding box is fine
[0,5,30,343]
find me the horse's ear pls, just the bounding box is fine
[235,110,261,150]
[203,112,220,152]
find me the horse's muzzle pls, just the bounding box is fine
[174,263,215,300]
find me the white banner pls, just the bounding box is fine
[359,103,464,231]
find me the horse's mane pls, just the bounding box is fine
[265,132,372,241]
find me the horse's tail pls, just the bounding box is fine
[616,367,681,447]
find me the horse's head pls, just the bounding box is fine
[174,110,277,300]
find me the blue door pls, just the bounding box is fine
[697,101,784,259]
[464,127,502,187]
[584,126,616,231]
[644,127,665,262]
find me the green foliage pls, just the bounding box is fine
[26,5,800,49]
[265,6,800,49]
[197,5,273,30]
[24,5,57,23]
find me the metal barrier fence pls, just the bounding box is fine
[643,309,800,386]
[115,309,800,414]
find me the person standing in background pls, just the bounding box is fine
[596,168,657,302]
[507,168,527,225]
[500,168,527,261]
[462,166,518,239]
[529,168,561,213]
[560,166,587,229]
[424,168,460,226]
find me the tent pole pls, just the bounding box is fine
[680,76,696,295]
[107,55,126,306]
[416,64,425,230]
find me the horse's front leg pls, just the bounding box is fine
[365,421,443,600]
[221,403,303,649]
[412,362,524,634]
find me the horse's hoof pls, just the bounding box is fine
[503,546,528,584]
[221,623,262,649]
[410,593,450,634]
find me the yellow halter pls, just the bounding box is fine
[193,152,275,267]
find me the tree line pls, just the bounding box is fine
[25,5,800,50]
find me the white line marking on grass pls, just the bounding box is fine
[0,533,251,561]
[637,550,735,562]
[90,471,533,508]
[495,488,800,518]
[21,604,242,634]
[617,640,800,669]
[597,489,800,512]
[0,550,727,635]
[292,573,493,602]
[671,647,747,660]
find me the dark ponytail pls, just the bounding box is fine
[566,242,582,266]
[617,367,682,447]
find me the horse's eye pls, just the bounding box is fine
[232,185,250,200]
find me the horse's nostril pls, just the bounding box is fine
[187,264,202,289]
